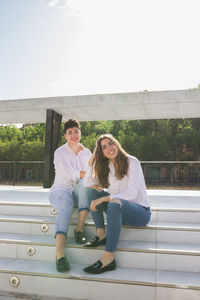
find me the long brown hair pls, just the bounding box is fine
[93,134,129,188]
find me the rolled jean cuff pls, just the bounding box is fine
[105,246,115,252]
[55,231,67,238]
[79,207,90,212]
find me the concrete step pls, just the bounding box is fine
[2,199,200,223]
[1,187,200,300]
[1,186,200,208]
[1,233,200,272]
[151,208,200,223]
[1,258,200,300]
[2,200,200,225]
[2,232,200,255]
[0,201,54,217]
[1,214,200,244]
[148,189,200,209]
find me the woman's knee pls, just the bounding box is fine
[110,198,122,206]
[107,200,121,214]
[56,197,74,213]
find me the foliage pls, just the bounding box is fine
[0,119,200,161]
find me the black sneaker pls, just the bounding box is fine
[74,230,87,244]
[83,236,106,247]
[56,256,70,272]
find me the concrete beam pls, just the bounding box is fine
[1,89,200,124]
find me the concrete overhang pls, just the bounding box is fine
[0,89,200,124]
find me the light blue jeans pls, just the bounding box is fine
[49,179,89,237]
[88,188,151,252]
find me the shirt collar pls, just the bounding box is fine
[64,142,85,155]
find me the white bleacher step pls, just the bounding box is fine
[0,214,85,236]
[0,214,55,236]
[0,239,155,271]
[148,191,200,209]
[0,214,55,224]
[2,214,200,231]
[151,208,200,223]
[85,220,200,244]
[1,232,200,256]
[2,199,200,223]
[0,201,52,217]
[1,258,200,300]
[0,258,155,300]
[1,233,200,273]
[1,214,200,243]
[0,201,83,218]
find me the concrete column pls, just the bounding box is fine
[43,109,62,188]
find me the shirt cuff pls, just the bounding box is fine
[109,194,118,200]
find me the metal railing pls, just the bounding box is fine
[0,161,200,187]
[0,161,44,186]
[141,161,200,187]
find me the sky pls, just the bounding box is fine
[0,0,200,101]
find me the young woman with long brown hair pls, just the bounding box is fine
[83,134,151,274]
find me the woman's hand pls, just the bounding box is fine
[90,198,104,212]
[90,196,110,212]
[90,184,102,192]
[79,144,84,151]
[80,171,86,178]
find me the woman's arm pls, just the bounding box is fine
[83,165,98,187]
[83,146,98,187]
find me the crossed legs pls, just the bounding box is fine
[85,188,151,271]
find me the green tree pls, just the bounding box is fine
[0,118,200,161]
[20,141,45,160]
[0,125,22,142]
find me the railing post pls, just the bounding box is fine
[13,161,16,186]
[43,110,62,188]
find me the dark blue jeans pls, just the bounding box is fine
[88,188,151,252]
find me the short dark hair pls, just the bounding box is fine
[64,118,80,134]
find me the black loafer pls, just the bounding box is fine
[74,230,87,244]
[83,259,116,274]
[56,256,70,272]
[83,236,106,247]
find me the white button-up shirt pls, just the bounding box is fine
[50,142,91,192]
[84,155,150,208]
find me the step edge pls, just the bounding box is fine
[1,217,200,232]
[1,238,200,256]
[2,202,200,213]
[0,268,155,287]
[1,268,200,290]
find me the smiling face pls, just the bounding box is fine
[101,138,118,162]
[64,127,81,146]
